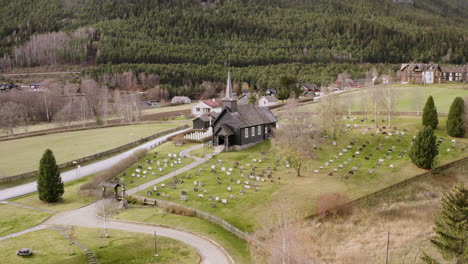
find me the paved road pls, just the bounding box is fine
[45,199,231,264]
[0,128,191,201]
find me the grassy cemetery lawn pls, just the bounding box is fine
[11,174,97,213]
[294,83,468,114]
[188,144,213,159]
[0,203,51,237]
[138,116,468,232]
[0,122,185,178]
[122,142,196,190]
[0,227,199,264]
[114,206,251,263]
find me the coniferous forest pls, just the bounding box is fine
[0,0,467,90]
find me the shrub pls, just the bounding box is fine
[446,97,465,137]
[125,195,139,204]
[409,126,438,169]
[173,134,186,146]
[164,204,196,217]
[422,96,438,129]
[316,192,352,218]
[80,148,147,191]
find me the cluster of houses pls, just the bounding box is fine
[399,63,468,84]
[0,83,16,92]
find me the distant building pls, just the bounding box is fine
[0,83,15,92]
[171,96,191,104]
[211,72,277,151]
[300,83,321,97]
[265,88,277,96]
[258,95,279,107]
[192,112,218,130]
[191,99,222,117]
[440,66,467,82]
[399,63,442,84]
[238,94,250,105]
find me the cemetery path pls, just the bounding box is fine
[45,200,232,264]
[0,128,191,201]
[127,144,219,195]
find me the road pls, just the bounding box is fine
[0,71,81,76]
[0,128,191,201]
[45,200,232,264]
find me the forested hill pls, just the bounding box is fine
[0,0,467,90]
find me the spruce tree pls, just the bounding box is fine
[446,97,465,137]
[37,149,64,203]
[409,126,438,169]
[422,183,467,264]
[422,96,438,129]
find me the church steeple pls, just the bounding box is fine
[225,70,233,99]
[222,70,237,112]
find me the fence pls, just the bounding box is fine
[0,125,189,184]
[134,195,250,241]
[307,155,468,219]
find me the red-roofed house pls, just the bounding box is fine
[191,98,222,117]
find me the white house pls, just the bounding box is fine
[171,96,191,104]
[191,99,222,117]
[258,96,279,107]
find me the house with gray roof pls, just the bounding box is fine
[211,71,277,151]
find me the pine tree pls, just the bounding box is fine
[37,149,64,203]
[446,97,465,137]
[422,183,468,264]
[422,96,438,129]
[409,126,438,169]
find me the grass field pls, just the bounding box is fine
[141,103,194,115]
[0,203,50,237]
[0,227,199,264]
[138,115,468,233]
[0,123,184,177]
[294,83,468,114]
[262,154,468,263]
[115,206,251,263]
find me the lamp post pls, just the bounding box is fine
[72,161,80,180]
[154,231,159,258]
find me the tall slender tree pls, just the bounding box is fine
[409,126,438,169]
[37,149,64,203]
[422,96,438,129]
[422,183,467,264]
[446,97,465,137]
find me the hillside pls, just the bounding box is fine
[0,0,467,90]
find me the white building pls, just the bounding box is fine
[258,96,279,107]
[191,99,222,117]
[171,96,191,104]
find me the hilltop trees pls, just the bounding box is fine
[409,126,438,170]
[37,149,64,203]
[446,97,465,137]
[422,96,438,129]
[422,183,467,264]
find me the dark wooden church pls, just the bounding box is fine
[212,71,277,151]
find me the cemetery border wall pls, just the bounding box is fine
[135,195,250,241]
[0,125,189,184]
[307,155,468,219]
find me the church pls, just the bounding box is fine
[211,72,277,151]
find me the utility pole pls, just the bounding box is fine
[385,231,390,264]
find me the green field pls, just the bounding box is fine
[0,227,199,264]
[294,83,468,114]
[0,203,50,237]
[141,103,194,115]
[0,123,185,177]
[138,116,468,232]
[115,207,251,263]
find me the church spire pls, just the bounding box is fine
[225,70,232,99]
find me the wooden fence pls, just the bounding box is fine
[307,155,468,219]
[134,195,250,241]
[0,125,189,184]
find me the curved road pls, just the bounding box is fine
[0,128,191,201]
[45,200,232,264]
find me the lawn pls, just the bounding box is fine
[0,203,50,237]
[0,227,199,264]
[0,122,184,177]
[137,116,468,233]
[141,103,194,115]
[294,83,468,114]
[114,206,251,263]
[122,142,196,190]
[11,174,97,213]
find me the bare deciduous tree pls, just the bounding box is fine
[0,102,29,135]
[317,87,344,140]
[412,86,425,116]
[382,84,397,127]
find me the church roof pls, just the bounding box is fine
[229,104,277,128]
